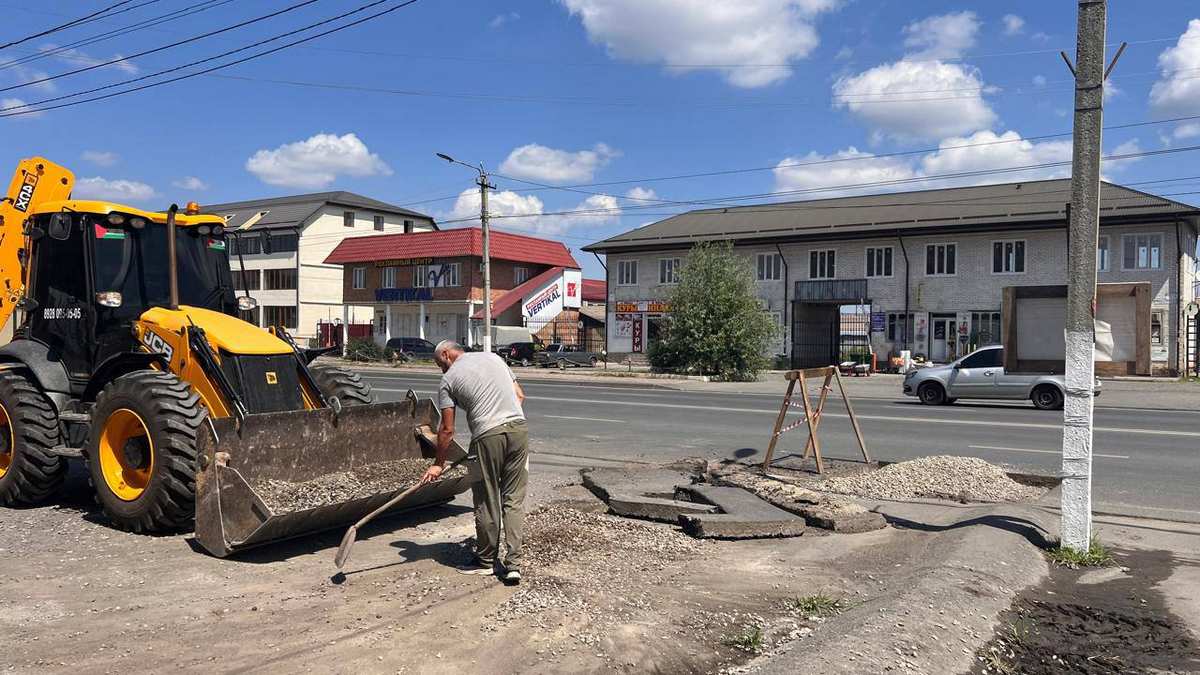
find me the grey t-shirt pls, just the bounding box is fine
[438,352,525,438]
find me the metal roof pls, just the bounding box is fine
[204,191,434,232]
[584,179,1200,253]
[324,227,581,268]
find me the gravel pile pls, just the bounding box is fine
[253,458,467,513]
[820,456,1045,503]
[489,504,702,626]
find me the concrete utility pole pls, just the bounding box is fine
[436,153,496,352]
[1060,0,1107,551]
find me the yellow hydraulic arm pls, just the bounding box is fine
[0,158,75,333]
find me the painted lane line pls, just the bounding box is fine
[968,444,1130,460]
[543,415,626,423]
[373,388,1200,438]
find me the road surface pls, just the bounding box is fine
[357,369,1200,521]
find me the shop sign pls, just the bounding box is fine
[614,300,672,314]
[525,283,562,319]
[374,257,433,267]
[375,288,433,302]
[870,312,886,333]
[614,313,635,338]
[632,317,643,353]
[615,302,639,313]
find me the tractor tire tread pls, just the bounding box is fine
[0,371,66,505]
[309,364,375,406]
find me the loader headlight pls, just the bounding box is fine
[128,216,147,229]
[212,225,224,235]
[237,296,258,311]
[96,291,123,308]
[106,213,126,226]
[198,225,212,235]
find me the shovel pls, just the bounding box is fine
[334,453,470,570]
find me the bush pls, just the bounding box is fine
[648,242,779,381]
[344,337,393,362]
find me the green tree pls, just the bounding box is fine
[649,242,778,380]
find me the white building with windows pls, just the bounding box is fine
[205,192,436,341]
[585,180,1200,376]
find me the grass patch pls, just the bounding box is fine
[785,594,844,617]
[1046,536,1117,569]
[721,624,765,653]
[977,617,1034,675]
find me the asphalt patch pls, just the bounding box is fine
[972,548,1200,674]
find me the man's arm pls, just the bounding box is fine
[513,380,525,405]
[420,406,456,484]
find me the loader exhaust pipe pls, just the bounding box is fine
[166,203,180,310]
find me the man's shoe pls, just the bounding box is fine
[457,559,495,576]
[502,569,522,584]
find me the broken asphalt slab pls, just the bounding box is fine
[674,485,806,539]
[580,466,718,522]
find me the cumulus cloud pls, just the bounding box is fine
[774,147,916,197]
[625,186,659,201]
[1150,19,1200,136]
[451,189,622,235]
[499,143,619,183]
[2,98,40,118]
[74,177,156,202]
[1001,14,1025,36]
[172,176,209,191]
[245,133,391,189]
[82,150,118,167]
[558,0,841,88]
[833,12,995,143]
[490,12,519,28]
[1173,122,1200,140]
[918,130,1072,182]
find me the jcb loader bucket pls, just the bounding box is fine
[193,394,477,557]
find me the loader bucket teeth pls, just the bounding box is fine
[193,397,476,558]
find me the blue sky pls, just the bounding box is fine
[4,1,1200,279]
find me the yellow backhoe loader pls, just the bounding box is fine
[0,157,473,556]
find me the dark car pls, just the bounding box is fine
[502,341,541,367]
[386,337,437,361]
[534,343,601,368]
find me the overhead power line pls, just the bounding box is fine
[0,0,325,93]
[0,0,421,118]
[0,1,156,51]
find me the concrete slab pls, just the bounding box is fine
[674,485,806,539]
[712,469,887,533]
[580,467,719,523]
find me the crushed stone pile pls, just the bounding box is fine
[820,455,1044,503]
[490,504,702,626]
[253,458,467,513]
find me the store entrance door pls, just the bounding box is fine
[931,314,958,362]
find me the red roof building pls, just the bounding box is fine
[325,227,578,268]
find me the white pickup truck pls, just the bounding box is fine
[902,345,1101,410]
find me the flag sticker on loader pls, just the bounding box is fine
[93,224,126,240]
[207,238,226,251]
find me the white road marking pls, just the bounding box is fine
[968,444,1130,460]
[543,415,625,423]
[372,390,1200,438]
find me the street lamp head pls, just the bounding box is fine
[435,152,454,163]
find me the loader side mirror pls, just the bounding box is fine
[260,230,272,255]
[47,213,71,240]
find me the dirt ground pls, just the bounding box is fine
[971,548,1200,674]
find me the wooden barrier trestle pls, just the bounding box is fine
[762,366,871,474]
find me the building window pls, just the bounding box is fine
[617,260,638,286]
[352,267,365,290]
[971,311,1002,346]
[230,235,262,256]
[1151,310,1164,345]
[992,240,1026,274]
[1098,236,1109,272]
[268,232,299,253]
[1122,233,1162,270]
[238,307,260,326]
[514,266,530,285]
[659,258,681,284]
[809,249,835,279]
[233,269,261,291]
[263,305,297,329]
[403,219,414,234]
[925,243,956,276]
[264,268,297,290]
[381,266,398,289]
[866,246,893,278]
[414,263,460,288]
[756,253,782,281]
[373,215,385,231]
[886,312,915,344]
[343,211,355,228]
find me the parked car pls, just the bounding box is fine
[386,337,437,362]
[902,345,1100,410]
[534,343,601,369]
[501,341,542,367]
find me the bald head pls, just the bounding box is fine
[434,340,464,372]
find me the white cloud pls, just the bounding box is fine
[625,186,659,201]
[833,60,996,142]
[172,176,209,191]
[835,46,853,61]
[74,177,156,202]
[1,98,40,118]
[1001,14,1025,36]
[902,11,979,60]
[499,142,619,184]
[490,12,519,28]
[245,133,391,189]
[1032,75,1047,87]
[919,130,1073,183]
[1173,122,1200,140]
[10,65,56,93]
[450,189,622,235]
[559,0,841,88]
[773,147,917,197]
[1150,19,1200,134]
[40,44,138,75]
[833,12,995,142]
[82,150,118,167]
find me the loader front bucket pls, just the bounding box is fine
[193,395,477,558]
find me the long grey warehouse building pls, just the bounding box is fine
[583,179,1200,376]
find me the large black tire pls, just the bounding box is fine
[917,382,947,406]
[1031,385,1064,411]
[309,364,375,406]
[0,371,66,505]
[86,370,205,533]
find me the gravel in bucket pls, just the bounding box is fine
[253,458,468,513]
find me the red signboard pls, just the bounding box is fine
[632,317,643,353]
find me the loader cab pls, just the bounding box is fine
[24,207,238,384]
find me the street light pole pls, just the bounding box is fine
[437,153,496,352]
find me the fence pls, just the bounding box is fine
[1188,314,1198,377]
[526,319,606,353]
[791,304,871,369]
[316,321,373,349]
